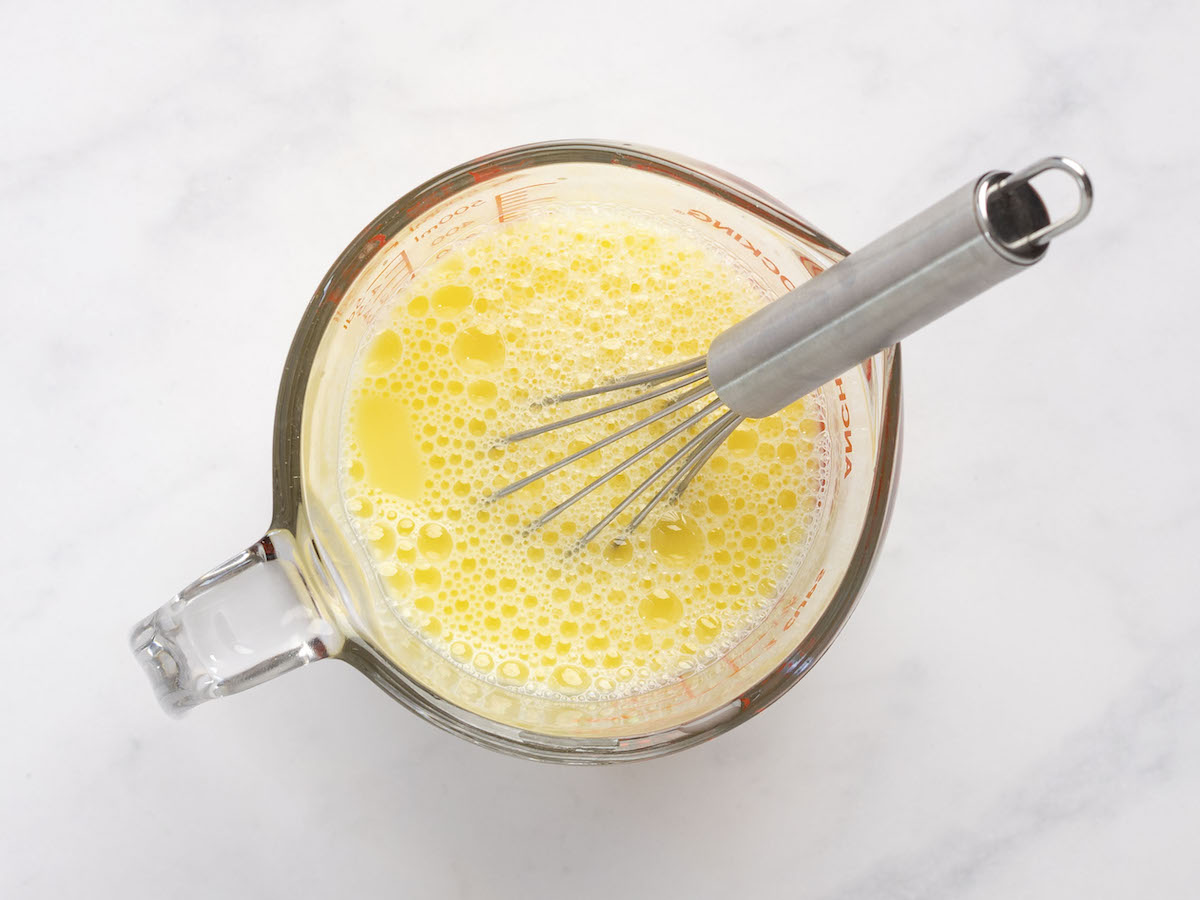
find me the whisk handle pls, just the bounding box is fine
[706,157,1092,419]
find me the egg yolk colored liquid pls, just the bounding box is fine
[340,209,828,700]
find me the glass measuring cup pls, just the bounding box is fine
[130,140,901,762]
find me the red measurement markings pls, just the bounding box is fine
[469,161,518,184]
[365,246,414,298]
[630,158,682,180]
[334,244,416,329]
[804,568,825,601]
[834,377,853,478]
[323,233,391,306]
[402,179,458,219]
[724,569,828,672]
[681,208,830,294]
[772,569,825,635]
[495,182,556,223]
[410,198,486,244]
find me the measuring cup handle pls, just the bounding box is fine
[129,530,342,714]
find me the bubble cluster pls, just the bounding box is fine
[340,208,830,701]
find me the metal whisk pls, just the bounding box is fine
[489,157,1093,547]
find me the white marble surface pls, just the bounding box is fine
[3,1,1198,896]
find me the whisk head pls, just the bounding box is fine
[487,356,744,549]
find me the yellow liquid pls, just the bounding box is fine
[341,209,827,699]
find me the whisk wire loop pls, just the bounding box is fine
[527,396,725,531]
[577,409,742,550]
[490,380,716,503]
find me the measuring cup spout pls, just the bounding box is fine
[129,531,341,713]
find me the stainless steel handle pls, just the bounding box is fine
[705,157,1093,419]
